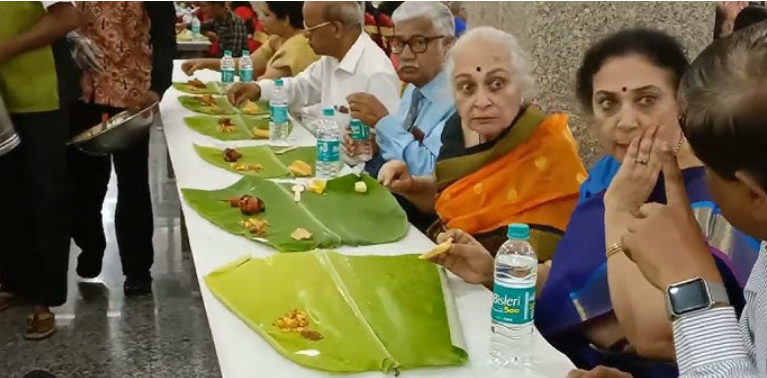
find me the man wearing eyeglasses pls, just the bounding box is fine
[344,1,455,179]
[227,1,400,134]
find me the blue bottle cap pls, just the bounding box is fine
[274,78,284,86]
[242,50,249,56]
[224,50,232,56]
[507,223,530,239]
[322,108,334,117]
[350,119,361,127]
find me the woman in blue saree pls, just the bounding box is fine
[428,28,760,378]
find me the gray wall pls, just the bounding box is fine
[466,1,715,167]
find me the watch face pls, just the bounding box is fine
[668,279,711,315]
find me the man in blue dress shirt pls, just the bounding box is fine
[345,1,456,177]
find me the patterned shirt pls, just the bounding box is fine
[202,10,248,57]
[674,243,767,377]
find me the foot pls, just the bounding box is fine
[76,252,103,279]
[25,309,56,340]
[124,275,153,297]
[0,292,15,312]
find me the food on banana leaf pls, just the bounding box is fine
[354,181,368,193]
[179,95,237,115]
[231,163,263,172]
[419,238,454,260]
[241,99,264,115]
[188,78,206,89]
[237,195,265,215]
[217,117,236,133]
[290,228,312,241]
[308,180,326,194]
[204,252,468,374]
[195,145,316,179]
[287,160,312,177]
[251,127,270,139]
[240,217,269,235]
[182,174,408,251]
[223,148,242,162]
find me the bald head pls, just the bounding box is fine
[304,1,363,28]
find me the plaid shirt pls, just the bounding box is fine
[202,11,248,57]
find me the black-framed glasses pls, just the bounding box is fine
[388,35,446,54]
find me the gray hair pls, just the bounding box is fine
[447,26,535,98]
[325,1,364,28]
[392,2,455,37]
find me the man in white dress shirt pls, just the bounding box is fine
[227,1,400,122]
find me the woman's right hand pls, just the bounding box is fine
[429,229,494,287]
[377,160,415,194]
[182,59,207,76]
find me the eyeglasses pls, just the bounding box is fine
[388,35,446,55]
[303,21,333,35]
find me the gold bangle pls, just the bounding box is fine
[606,243,624,259]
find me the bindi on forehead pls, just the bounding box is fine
[476,66,481,72]
[622,86,627,92]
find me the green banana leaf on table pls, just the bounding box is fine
[181,174,408,251]
[184,114,256,140]
[172,81,222,95]
[184,114,295,141]
[178,95,238,115]
[205,251,468,374]
[193,144,317,177]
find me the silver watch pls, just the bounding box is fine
[665,277,730,320]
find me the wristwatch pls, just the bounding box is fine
[665,277,730,320]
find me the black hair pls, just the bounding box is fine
[377,1,403,17]
[734,6,767,32]
[680,24,767,189]
[575,28,690,114]
[265,1,305,30]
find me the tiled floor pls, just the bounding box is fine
[0,126,221,378]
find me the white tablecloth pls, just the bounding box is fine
[159,61,575,378]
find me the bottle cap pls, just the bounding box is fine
[224,50,232,56]
[507,223,530,240]
[322,108,334,117]
[274,78,284,86]
[350,119,361,127]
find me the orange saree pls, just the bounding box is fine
[431,107,586,259]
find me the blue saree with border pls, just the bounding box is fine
[535,167,760,377]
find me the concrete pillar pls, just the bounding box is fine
[465,1,715,166]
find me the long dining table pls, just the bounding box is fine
[158,61,576,378]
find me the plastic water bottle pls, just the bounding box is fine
[349,119,372,162]
[220,50,235,91]
[315,108,342,179]
[269,78,290,145]
[239,50,253,82]
[491,223,538,367]
[190,15,201,39]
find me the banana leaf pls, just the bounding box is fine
[204,252,468,374]
[193,145,317,177]
[181,174,408,251]
[172,81,222,95]
[178,95,238,115]
[182,177,341,251]
[184,115,256,140]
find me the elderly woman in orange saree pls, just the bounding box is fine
[378,26,586,260]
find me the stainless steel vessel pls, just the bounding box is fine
[0,92,20,157]
[69,102,158,156]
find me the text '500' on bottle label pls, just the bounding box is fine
[317,140,340,163]
[492,283,535,325]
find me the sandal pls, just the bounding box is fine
[25,312,56,340]
[0,292,15,312]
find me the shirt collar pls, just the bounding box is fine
[417,69,451,104]
[337,32,370,74]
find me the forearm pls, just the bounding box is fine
[4,3,79,59]
[605,219,675,360]
[399,177,437,214]
[675,308,758,378]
